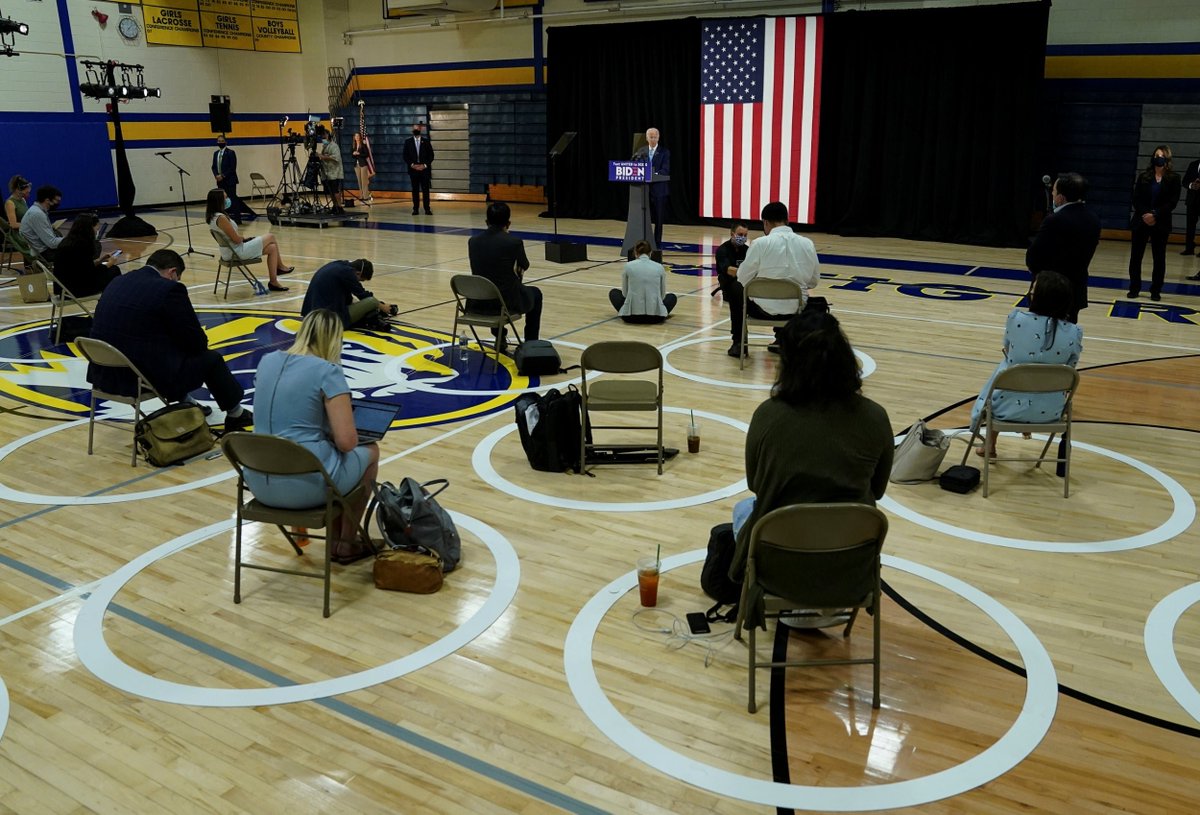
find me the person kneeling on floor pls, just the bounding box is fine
[302,258,396,329]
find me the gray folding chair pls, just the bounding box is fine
[579,340,665,475]
[75,337,166,467]
[734,503,888,713]
[209,226,265,298]
[741,277,804,369]
[41,260,102,345]
[450,274,525,369]
[221,433,375,618]
[249,172,272,199]
[959,363,1080,498]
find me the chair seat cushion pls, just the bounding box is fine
[588,380,658,409]
[242,499,331,527]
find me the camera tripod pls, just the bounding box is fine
[269,142,334,216]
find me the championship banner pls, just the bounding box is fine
[141,0,300,51]
[201,9,254,50]
[253,16,300,53]
[251,0,298,21]
[144,3,204,48]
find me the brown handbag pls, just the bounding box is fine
[373,548,443,593]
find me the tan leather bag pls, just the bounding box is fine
[373,548,443,593]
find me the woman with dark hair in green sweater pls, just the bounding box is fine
[728,309,894,584]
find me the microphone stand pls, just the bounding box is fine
[157,153,212,258]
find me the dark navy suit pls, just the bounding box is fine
[1025,201,1100,322]
[635,145,670,246]
[88,265,245,410]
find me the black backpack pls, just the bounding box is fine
[514,340,562,376]
[701,522,742,608]
[513,386,591,473]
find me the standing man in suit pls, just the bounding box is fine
[403,122,434,216]
[634,127,670,247]
[1026,172,1101,323]
[467,202,542,350]
[1182,157,1199,257]
[88,249,252,430]
[211,135,252,223]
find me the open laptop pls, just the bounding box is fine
[351,398,402,445]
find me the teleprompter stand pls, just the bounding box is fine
[545,131,587,263]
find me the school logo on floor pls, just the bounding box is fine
[0,309,527,429]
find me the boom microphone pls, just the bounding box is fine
[1042,174,1052,188]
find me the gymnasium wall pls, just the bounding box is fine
[0,0,330,210]
[2,0,1197,227]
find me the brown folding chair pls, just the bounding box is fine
[579,340,665,475]
[41,261,101,345]
[450,274,525,369]
[209,226,265,298]
[959,363,1080,498]
[735,503,888,713]
[740,277,804,369]
[75,337,167,467]
[221,432,375,617]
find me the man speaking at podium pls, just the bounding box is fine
[634,127,670,246]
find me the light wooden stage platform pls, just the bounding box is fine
[0,200,1197,813]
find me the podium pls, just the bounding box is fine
[611,160,668,259]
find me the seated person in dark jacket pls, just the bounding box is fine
[88,249,252,430]
[466,202,542,349]
[729,310,893,585]
[51,213,120,296]
[301,258,394,329]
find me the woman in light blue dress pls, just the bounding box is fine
[245,309,379,545]
[970,271,1082,458]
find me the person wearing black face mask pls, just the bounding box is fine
[715,222,753,357]
[211,135,252,224]
[1127,144,1181,301]
[402,122,435,215]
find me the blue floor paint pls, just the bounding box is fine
[0,450,612,815]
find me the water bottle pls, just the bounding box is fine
[458,331,469,362]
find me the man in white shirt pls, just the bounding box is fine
[738,201,820,350]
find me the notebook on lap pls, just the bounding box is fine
[352,398,401,445]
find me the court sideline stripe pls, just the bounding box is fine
[111,603,611,815]
[0,416,612,815]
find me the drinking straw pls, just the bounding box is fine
[690,409,695,426]
[656,543,661,569]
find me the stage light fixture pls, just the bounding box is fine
[0,17,29,36]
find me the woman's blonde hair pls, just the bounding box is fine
[288,309,344,363]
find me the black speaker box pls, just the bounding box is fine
[545,241,587,263]
[209,99,231,133]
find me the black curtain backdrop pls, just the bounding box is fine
[546,19,702,225]
[815,1,1050,247]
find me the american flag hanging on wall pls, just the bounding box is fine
[700,16,824,223]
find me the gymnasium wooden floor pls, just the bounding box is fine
[0,199,1198,814]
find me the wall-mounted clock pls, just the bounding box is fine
[118,16,140,41]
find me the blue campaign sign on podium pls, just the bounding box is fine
[611,160,663,256]
[608,160,651,183]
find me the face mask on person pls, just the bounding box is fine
[1153,156,1166,167]
[224,197,231,209]
[733,235,747,246]
[412,129,421,137]
[217,142,226,149]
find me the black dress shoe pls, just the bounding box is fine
[411,209,419,215]
[1126,290,1139,299]
[727,343,746,358]
[424,208,433,215]
[1150,292,1162,301]
[224,409,253,432]
[1186,272,1200,281]
[1181,248,1195,256]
